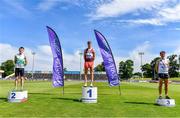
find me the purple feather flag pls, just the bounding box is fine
[94,30,120,86]
[47,26,64,87]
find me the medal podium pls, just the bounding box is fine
[81,87,97,103]
[8,90,28,103]
[156,99,175,107]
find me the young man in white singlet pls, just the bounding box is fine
[14,47,27,90]
[155,51,170,99]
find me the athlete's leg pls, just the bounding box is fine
[90,67,94,86]
[21,77,24,90]
[20,68,25,90]
[84,68,88,86]
[15,68,19,90]
[164,79,169,96]
[159,78,163,97]
[15,76,19,90]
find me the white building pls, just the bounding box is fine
[0,70,4,79]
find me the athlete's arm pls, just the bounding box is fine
[84,50,86,61]
[25,56,28,66]
[155,60,159,73]
[14,56,17,64]
[167,59,170,67]
[93,50,95,60]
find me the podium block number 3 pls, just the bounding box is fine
[11,92,16,99]
[87,89,92,97]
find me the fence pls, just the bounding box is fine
[24,73,108,80]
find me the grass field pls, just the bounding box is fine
[0,80,180,117]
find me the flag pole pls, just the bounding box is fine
[62,77,65,95]
[62,86,64,95]
[118,85,121,96]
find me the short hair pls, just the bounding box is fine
[19,47,24,50]
[87,41,91,44]
[160,51,165,54]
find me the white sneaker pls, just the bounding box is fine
[84,83,87,87]
[90,83,93,87]
[14,88,17,91]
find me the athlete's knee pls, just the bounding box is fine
[15,77,19,80]
[21,77,25,80]
[164,82,168,88]
[164,79,168,83]
[159,85,162,89]
[159,82,163,88]
[90,68,94,72]
[159,83,163,87]
[84,70,88,74]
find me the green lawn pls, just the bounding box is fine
[0,80,180,117]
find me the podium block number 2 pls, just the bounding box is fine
[11,92,16,99]
[87,89,92,97]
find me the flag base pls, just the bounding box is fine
[8,90,28,103]
[156,99,175,107]
[81,86,97,103]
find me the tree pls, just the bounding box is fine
[94,62,105,72]
[0,60,15,77]
[167,54,179,77]
[150,57,160,80]
[141,63,152,78]
[63,68,68,72]
[119,61,125,79]
[133,72,142,77]
[119,59,134,79]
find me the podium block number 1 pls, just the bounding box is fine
[11,92,16,99]
[87,89,92,97]
[167,100,170,105]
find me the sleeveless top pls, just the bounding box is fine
[158,58,169,74]
[84,48,95,62]
[15,53,26,68]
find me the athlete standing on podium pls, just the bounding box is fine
[14,47,27,90]
[155,51,171,99]
[84,41,95,87]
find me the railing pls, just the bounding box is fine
[4,72,108,80]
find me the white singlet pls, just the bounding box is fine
[158,58,169,74]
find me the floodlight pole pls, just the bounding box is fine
[179,55,180,77]
[138,52,144,78]
[31,52,36,80]
[79,52,83,80]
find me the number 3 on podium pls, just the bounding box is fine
[11,92,16,99]
[87,89,92,97]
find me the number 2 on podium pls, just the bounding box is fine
[11,92,16,99]
[87,89,92,97]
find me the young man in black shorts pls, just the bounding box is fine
[155,51,170,99]
[14,47,27,90]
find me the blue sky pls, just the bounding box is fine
[0,0,180,71]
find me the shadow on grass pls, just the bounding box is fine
[99,93,118,95]
[51,97,81,102]
[124,101,158,106]
[0,98,7,102]
[63,92,81,94]
[28,93,56,95]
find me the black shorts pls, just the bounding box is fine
[158,73,169,79]
[15,68,25,77]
